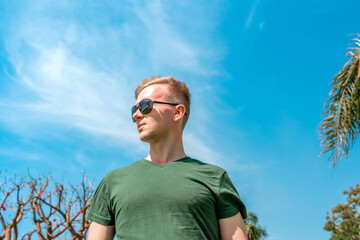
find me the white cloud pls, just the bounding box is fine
[4,43,137,143]
[0,0,230,163]
[245,0,261,29]
[259,21,265,31]
[133,1,204,73]
[0,148,42,162]
[184,132,223,165]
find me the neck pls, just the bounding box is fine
[146,134,186,165]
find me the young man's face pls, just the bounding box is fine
[133,84,175,143]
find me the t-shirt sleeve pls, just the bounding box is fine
[216,172,247,219]
[85,178,115,226]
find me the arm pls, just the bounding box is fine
[87,221,115,240]
[219,212,247,240]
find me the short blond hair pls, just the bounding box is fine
[135,76,191,128]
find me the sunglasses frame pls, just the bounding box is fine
[132,98,179,122]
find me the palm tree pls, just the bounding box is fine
[319,34,360,166]
[245,212,267,240]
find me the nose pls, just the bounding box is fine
[132,108,144,122]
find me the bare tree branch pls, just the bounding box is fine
[0,171,94,240]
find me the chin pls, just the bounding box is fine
[139,130,161,143]
[139,132,152,143]
[139,136,149,143]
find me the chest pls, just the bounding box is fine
[108,168,217,216]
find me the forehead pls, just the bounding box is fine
[136,84,170,103]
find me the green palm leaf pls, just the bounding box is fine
[320,34,360,166]
[245,212,268,240]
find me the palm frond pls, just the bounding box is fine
[319,34,360,166]
[244,212,268,240]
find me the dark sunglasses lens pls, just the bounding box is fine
[140,100,153,114]
[131,105,137,116]
[139,99,153,114]
[131,99,153,122]
[131,105,137,122]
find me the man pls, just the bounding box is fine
[86,76,247,240]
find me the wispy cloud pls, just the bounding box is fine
[0,1,232,165]
[0,147,43,162]
[245,0,261,29]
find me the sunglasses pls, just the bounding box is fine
[131,98,179,122]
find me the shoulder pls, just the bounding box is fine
[102,160,144,182]
[187,157,225,170]
[185,157,227,178]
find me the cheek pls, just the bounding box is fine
[162,109,175,120]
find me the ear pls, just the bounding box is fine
[173,104,186,122]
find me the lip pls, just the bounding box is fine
[137,123,145,130]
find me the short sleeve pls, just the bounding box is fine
[85,178,115,225]
[216,172,247,219]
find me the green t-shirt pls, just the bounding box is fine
[86,157,246,240]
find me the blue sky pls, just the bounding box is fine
[1,0,360,239]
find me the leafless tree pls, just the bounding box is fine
[0,171,94,240]
[0,174,33,240]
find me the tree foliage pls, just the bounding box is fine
[245,211,268,240]
[319,34,360,166]
[324,184,360,240]
[0,171,94,240]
